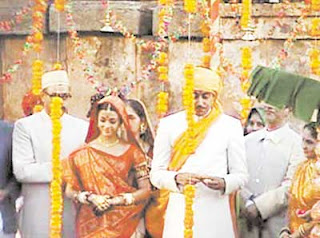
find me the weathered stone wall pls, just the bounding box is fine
[0,1,318,127]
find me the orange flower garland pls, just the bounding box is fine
[183,184,195,238]
[29,0,45,113]
[156,52,169,117]
[240,0,252,29]
[30,0,47,53]
[49,97,63,238]
[240,47,253,123]
[55,0,66,12]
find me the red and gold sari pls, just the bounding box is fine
[63,96,148,238]
[63,144,146,238]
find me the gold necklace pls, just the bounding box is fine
[97,138,120,148]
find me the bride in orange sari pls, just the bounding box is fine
[63,95,151,238]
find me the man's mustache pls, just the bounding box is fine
[196,106,206,110]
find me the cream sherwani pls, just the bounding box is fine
[240,124,305,238]
[150,111,248,238]
[12,110,88,238]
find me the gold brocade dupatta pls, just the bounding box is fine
[146,106,222,238]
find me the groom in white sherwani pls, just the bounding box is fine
[12,70,88,238]
[150,66,248,238]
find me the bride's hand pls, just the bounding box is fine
[88,194,111,216]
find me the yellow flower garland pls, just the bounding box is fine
[183,184,195,238]
[201,19,211,68]
[49,97,63,238]
[31,59,44,113]
[55,0,65,12]
[182,63,196,238]
[31,60,43,95]
[309,48,320,75]
[183,63,196,154]
[311,18,320,36]
[184,0,196,13]
[33,104,44,113]
[156,0,170,117]
[312,0,320,11]
[53,62,63,70]
[240,47,253,123]
[240,0,252,29]
[156,91,169,115]
[157,52,169,117]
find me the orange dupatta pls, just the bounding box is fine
[145,105,222,238]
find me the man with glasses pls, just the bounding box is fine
[12,70,88,238]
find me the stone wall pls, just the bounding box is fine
[0,1,318,127]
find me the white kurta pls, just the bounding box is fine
[150,111,248,238]
[240,124,305,238]
[12,110,88,238]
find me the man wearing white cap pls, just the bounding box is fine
[150,67,248,237]
[12,70,88,238]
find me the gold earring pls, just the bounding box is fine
[140,124,146,134]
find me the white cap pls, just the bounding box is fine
[41,70,69,90]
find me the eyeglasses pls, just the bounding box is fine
[44,91,72,100]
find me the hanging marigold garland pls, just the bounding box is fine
[182,63,196,238]
[55,0,66,12]
[30,0,47,53]
[311,0,320,11]
[25,0,47,113]
[31,60,43,96]
[30,59,44,112]
[182,0,197,235]
[49,97,63,238]
[311,18,320,37]
[183,63,196,154]
[309,48,320,75]
[183,184,196,238]
[240,0,251,30]
[202,26,211,68]
[156,49,169,117]
[240,47,253,123]
[184,0,196,13]
[156,0,174,118]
